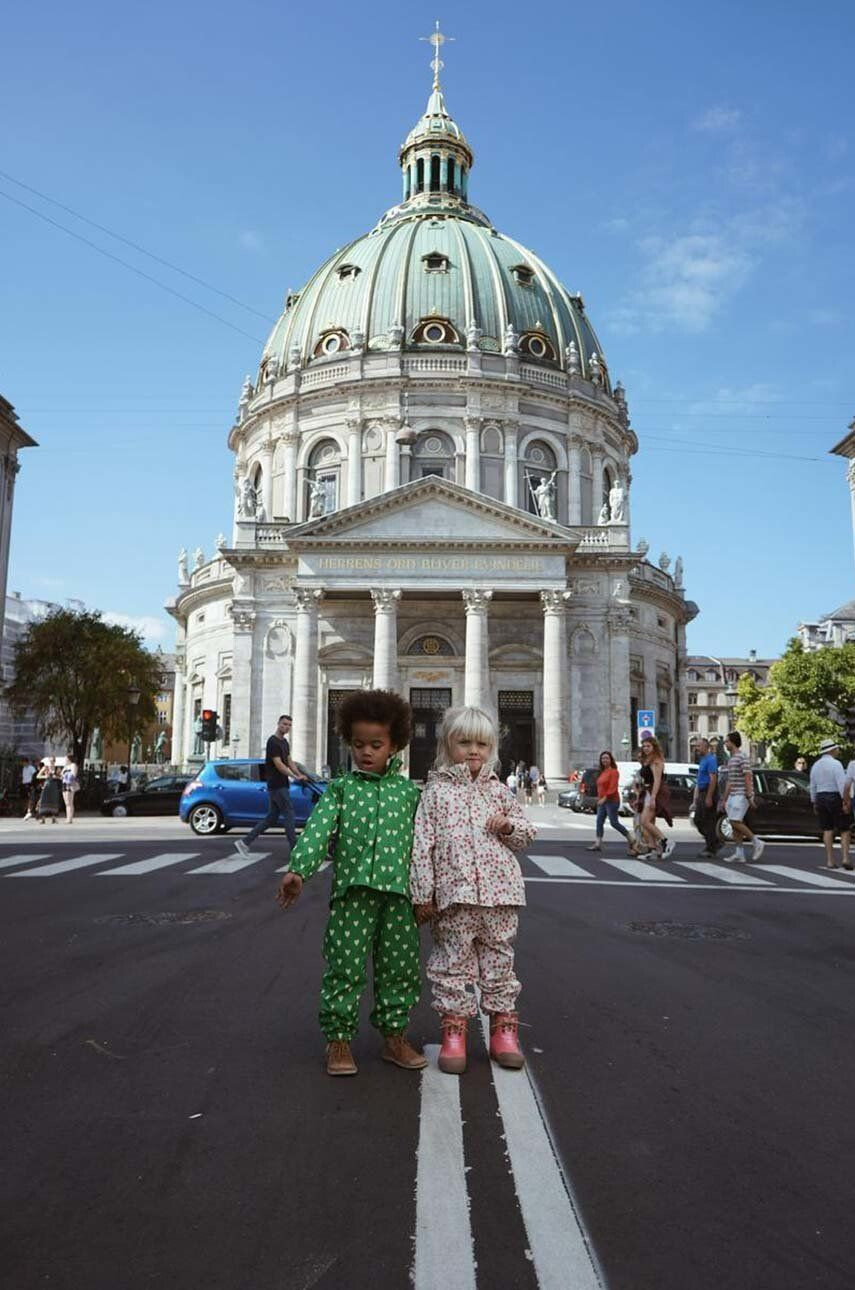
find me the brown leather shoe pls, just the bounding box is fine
[381,1033,428,1070]
[325,1040,357,1076]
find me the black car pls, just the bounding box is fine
[715,768,819,840]
[622,771,698,818]
[557,769,599,811]
[101,774,192,818]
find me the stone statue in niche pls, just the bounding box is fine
[308,478,332,518]
[597,502,610,526]
[238,476,258,519]
[608,480,626,523]
[529,471,557,521]
[178,548,189,585]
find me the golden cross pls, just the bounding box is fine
[420,20,454,90]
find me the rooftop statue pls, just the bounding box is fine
[608,480,625,524]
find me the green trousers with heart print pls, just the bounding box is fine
[319,885,421,1042]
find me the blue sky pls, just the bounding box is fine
[1,0,853,658]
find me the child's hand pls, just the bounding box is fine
[276,872,303,909]
[414,901,437,925]
[485,811,513,837]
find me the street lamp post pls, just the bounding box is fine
[127,685,141,777]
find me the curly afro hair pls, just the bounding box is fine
[336,689,413,750]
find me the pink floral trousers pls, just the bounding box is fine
[427,903,521,1017]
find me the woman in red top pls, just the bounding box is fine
[587,751,634,854]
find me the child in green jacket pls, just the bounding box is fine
[277,689,426,1077]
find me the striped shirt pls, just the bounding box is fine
[726,751,751,795]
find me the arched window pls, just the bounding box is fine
[416,158,425,193]
[602,464,614,513]
[446,157,456,193]
[480,424,504,500]
[413,430,455,480]
[407,634,455,657]
[580,446,593,525]
[522,440,557,518]
[430,155,441,192]
[411,316,460,345]
[306,439,342,518]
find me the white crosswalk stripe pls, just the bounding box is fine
[7,853,122,877]
[598,857,685,882]
[529,854,592,878]
[675,861,772,885]
[97,852,200,875]
[0,853,49,871]
[187,852,270,874]
[756,864,853,888]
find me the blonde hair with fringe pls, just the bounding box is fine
[433,705,498,770]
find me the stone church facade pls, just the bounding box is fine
[167,57,696,780]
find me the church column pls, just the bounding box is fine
[607,601,632,754]
[592,451,604,519]
[261,437,274,521]
[465,416,481,492]
[371,588,402,691]
[171,659,186,768]
[384,421,400,491]
[346,418,362,508]
[462,589,493,710]
[503,421,519,508]
[229,606,256,758]
[568,438,582,525]
[283,430,299,522]
[541,590,570,781]
[291,589,324,768]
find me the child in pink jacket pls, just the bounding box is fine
[410,705,536,1074]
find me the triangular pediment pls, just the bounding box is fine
[286,477,577,550]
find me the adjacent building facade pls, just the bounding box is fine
[796,419,855,650]
[168,56,697,778]
[0,397,36,655]
[685,651,773,761]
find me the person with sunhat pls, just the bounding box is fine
[810,737,851,870]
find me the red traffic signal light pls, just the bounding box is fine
[201,709,218,741]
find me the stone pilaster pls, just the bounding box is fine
[171,654,186,768]
[541,590,570,781]
[282,431,299,522]
[464,416,481,492]
[568,439,582,525]
[384,420,400,491]
[291,588,324,768]
[503,421,519,508]
[346,418,362,508]
[607,604,632,754]
[261,437,274,521]
[229,605,257,758]
[462,589,493,710]
[370,588,402,691]
[592,451,604,519]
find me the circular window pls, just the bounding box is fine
[424,436,443,455]
[530,447,545,465]
[421,636,441,655]
[424,323,446,343]
[528,336,546,358]
[323,334,341,354]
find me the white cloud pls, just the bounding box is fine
[693,106,742,133]
[238,229,264,252]
[102,611,170,643]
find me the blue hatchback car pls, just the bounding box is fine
[179,760,327,836]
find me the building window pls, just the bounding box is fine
[519,330,556,362]
[306,438,341,517]
[312,329,350,358]
[657,616,666,629]
[192,697,203,757]
[706,669,718,682]
[336,264,361,281]
[412,316,459,345]
[523,439,558,517]
[222,694,232,746]
[687,669,699,681]
[412,430,454,480]
[688,714,698,732]
[406,635,455,657]
[512,264,534,287]
[688,691,698,705]
[422,252,450,274]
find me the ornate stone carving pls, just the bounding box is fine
[262,575,291,592]
[462,588,493,614]
[674,556,684,588]
[466,319,482,351]
[597,502,610,526]
[192,547,204,571]
[215,532,227,550]
[528,471,557,521]
[177,548,189,586]
[608,479,626,523]
[230,606,256,633]
[288,342,302,369]
[503,322,519,354]
[570,577,600,595]
[294,587,325,613]
[540,589,571,615]
[238,374,253,420]
[264,620,293,658]
[636,537,650,558]
[847,460,855,491]
[658,551,671,572]
[388,323,404,347]
[370,587,402,613]
[609,609,633,634]
[589,352,604,387]
[565,341,581,376]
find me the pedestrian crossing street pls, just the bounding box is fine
[2,846,855,893]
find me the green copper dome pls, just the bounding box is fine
[259,80,609,387]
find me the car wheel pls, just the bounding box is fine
[189,804,223,836]
[716,816,734,843]
[111,804,129,818]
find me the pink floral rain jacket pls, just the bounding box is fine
[410,762,537,912]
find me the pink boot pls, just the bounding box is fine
[438,1015,467,1074]
[489,1012,525,1069]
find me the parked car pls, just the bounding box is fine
[557,785,582,809]
[715,768,819,841]
[619,770,698,819]
[557,769,599,811]
[179,760,328,836]
[101,774,193,818]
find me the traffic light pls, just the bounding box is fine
[201,709,218,741]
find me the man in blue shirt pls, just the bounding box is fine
[693,738,720,857]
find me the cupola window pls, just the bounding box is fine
[512,264,535,288]
[313,329,350,358]
[519,331,557,362]
[336,264,361,281]
[412,316,460,345]
[285,290,301,310]
[413,430,454,479]
[422,252,450,274]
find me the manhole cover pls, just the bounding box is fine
[620,920,750,942]
[95,910,231,927]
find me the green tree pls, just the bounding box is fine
[5,609,162,770]
[736,638,855,767]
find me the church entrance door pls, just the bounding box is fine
[409,688,452,780]
[498,690,535,779]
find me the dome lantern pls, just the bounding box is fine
[398,22,473,211]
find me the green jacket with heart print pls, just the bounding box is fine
[288,757,421,902]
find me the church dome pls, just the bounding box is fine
[259,71,609,388]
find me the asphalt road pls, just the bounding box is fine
[2,818,854,1290]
